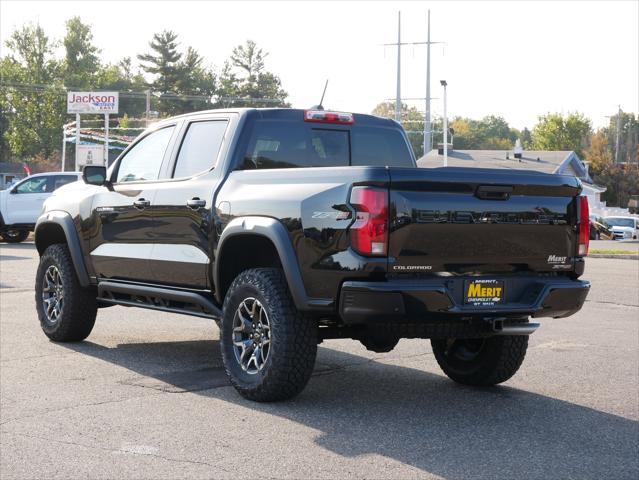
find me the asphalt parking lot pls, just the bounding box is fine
[1,242,638,479]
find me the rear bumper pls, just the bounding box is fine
[339,276,590,324]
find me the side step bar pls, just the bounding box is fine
[98,281,222,321]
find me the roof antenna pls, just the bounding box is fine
[311,79,328,110]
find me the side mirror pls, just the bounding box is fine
[82,165,108,186]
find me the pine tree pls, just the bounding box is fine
[138,30,183,116]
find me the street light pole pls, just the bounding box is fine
[441,80,448,167]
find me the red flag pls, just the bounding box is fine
[23,162,31,176]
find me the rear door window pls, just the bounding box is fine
[173,120,228,178]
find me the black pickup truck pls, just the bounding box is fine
[34,108,590,401]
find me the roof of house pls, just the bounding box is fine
[0,162,26,174]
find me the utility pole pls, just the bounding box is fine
[614,105,621,164]
[395,12,402,122]
[424,10,432,155]
[383,11,442,152]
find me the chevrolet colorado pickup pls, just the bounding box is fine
[34,108,591,401]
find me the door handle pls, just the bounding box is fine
[133,198,150,209]
[186,198,206,210]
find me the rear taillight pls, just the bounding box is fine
[578,195,589,256]
[304,110,354,125]
[349,187,388,256]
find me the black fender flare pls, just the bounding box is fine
[35,211,90,287]
[214,216,326,312]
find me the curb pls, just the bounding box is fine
[589,254,639,260]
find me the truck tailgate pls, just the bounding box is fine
[388,167,582,274]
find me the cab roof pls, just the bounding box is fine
[157,108,399,128]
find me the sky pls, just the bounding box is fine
[1,0,637,130]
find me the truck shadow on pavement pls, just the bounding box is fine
[64,339,638,479]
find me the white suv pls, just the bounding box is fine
[0,172,80,243]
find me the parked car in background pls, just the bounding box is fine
[605,216,639,240]
[0,172,80,243]
[589,215,612,240]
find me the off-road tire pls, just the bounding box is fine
[431,332,528,386]
[35,244,97,342]
[220,268,317,402]
[1,229,29,243]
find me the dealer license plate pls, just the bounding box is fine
[464,279,504,307]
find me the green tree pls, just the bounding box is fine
[586,128,638,207]
[0,23,64,160]
[448,115,520,150]
[137,30,182,92]
[230,40,266,79]
[216,40,288,108]
[95,58,148,118]
[137,30,183,115]
[531,112,592,157]
[63,16,100,88]
[175,47,215,112]
[585,131,613,171]
[520,127,533,149]
[138,31,215,115]
[604,111,638,164]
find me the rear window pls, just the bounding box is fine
[240,120,413,169]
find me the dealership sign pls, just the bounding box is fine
[67,91,119,114]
